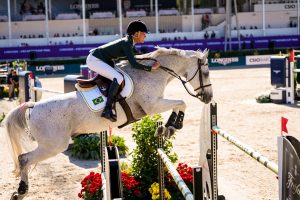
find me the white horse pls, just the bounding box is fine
[4,47,212,199]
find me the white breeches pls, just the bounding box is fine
[86,53,124,84]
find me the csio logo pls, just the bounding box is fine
[249,57,269,63]
[246,55,271,65]
[284,4,296,9]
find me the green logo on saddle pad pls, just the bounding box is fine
[92,96,104,105]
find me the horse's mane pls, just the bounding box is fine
[118,46,208,67]
[137,46,209,60]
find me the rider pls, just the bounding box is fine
[86,20,161,122]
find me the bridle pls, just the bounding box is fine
[136,57,211,100]
[160,58,212,100]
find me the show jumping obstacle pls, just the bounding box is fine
[200,102,300,200]
[270,49,300,104]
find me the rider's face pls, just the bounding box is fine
[133,31,146,44]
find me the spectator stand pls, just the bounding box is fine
[23,14,45,21]
[158,8,179,16]
[192,8,213,15]
[89,12,115,19]
[55,13,81,20]
[0,15,8,22]
[126,10,147,17]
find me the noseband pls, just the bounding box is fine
[160,58,212,100]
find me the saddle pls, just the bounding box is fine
[76,68,137,128]
[77,74,120,97]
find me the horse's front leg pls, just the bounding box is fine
[141,98,186,130]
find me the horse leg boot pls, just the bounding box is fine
[101,78,120,122]
[165,112,177,127]
[174,111,184,129]
[10,154,29,200]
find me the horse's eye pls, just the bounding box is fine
[203,70,209,76]
[202,66,209,75]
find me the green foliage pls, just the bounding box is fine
[256,94,271,103]
[11,60,27,70]
[71,134,100,160]
[131,114,177,198]
[71,134,129,160]
[111,135,129,157]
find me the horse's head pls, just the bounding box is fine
[150,47,213,104]
[185,49,213,104]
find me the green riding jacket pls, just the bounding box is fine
[91,35,152,71]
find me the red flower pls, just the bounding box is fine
[122,172,141,198]
[166,162,194,190]
[78,171,103,199]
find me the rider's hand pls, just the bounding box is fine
[152,61,161,70]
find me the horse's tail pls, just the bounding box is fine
[3,102,36,177]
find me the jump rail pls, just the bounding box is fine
[157,148,194,200]
[212,127,279,175]
[31,86,64,95]
[18,71,65,103]
[156,122,210,200]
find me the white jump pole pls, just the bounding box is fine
[212,126,278,175]
[32,86,64,94]
[157,148,194,200]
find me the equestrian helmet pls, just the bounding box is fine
[126,20,148,35]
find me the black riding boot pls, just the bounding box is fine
[101,78,120,122]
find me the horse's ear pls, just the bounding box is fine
[203,48,209,59]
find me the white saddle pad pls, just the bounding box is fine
[76,67,134,112]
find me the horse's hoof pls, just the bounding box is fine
[174,123,183,130]
[155,125,165,137]
[165,126,176,138]
[17,180,28,195]
[173,111,184,130]
[10,192,19,200]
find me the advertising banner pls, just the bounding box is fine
[28,63,80,76]
[246,55,272,66]
[209,56,245,67]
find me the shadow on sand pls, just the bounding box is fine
[63,146,100,169]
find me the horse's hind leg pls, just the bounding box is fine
[10,153,30,200]
[10,140,70,200]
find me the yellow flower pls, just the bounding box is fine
[3,86,9,93]
[149,182,171,200]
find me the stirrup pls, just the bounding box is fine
[101,107,117,122]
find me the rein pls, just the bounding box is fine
[160,59,211,100]
[160,66,200,98]
[136,57,212,100]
